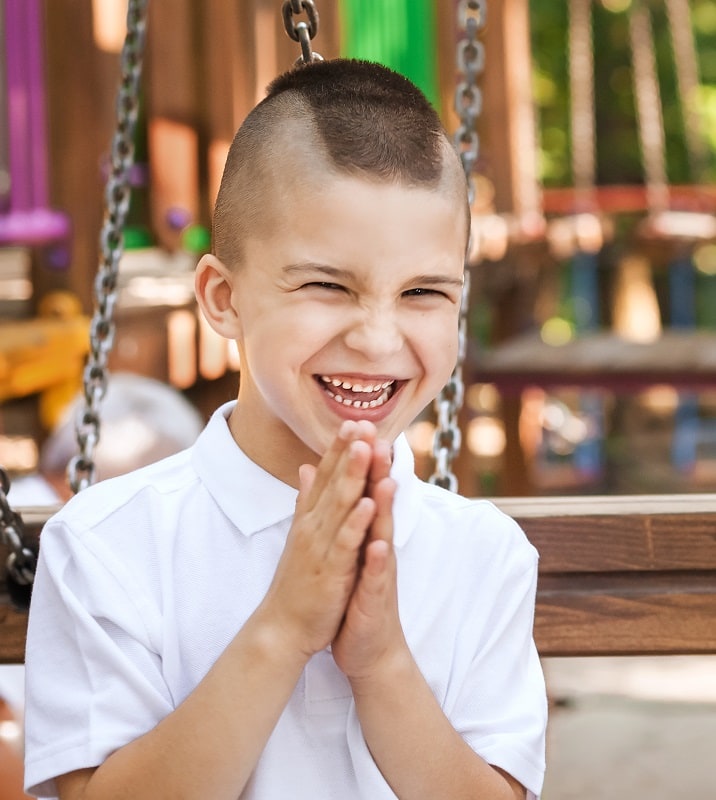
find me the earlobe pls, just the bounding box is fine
[195,254,242,338]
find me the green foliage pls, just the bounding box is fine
[529,0,716,188]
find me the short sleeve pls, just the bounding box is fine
[24,519,174,798]
[447,552,547,798]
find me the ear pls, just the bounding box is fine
[194,254,243,339]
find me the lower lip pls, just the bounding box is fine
[316,380,401,422]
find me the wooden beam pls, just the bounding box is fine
[499,494,716,657]
[474,330,716,393]
[3,496,716,663]
[43,0,121,312]
[145,0,201,251]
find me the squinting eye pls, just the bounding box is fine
[305,281,345,291]
[404,287,444,298]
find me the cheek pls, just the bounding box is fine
[421,311,460,362]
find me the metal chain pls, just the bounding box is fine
[0,467,36,587]
[430,0,487,492]
[282,0,323,65]
[68,0,148,494]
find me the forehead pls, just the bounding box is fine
[242,171,467,286]
[267,152,467,234]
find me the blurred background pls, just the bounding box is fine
[1,0,715,499]
[0,1,715,798]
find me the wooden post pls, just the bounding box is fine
[43,0,120,312]
[145,0,200,251]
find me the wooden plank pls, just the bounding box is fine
[513,514,716,573]
[476,331,716,392]
[2,498,716,662]
[533,582,716,657]
[500,497,716,657]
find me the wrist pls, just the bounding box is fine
[242,605,313,674]
[347,641,416,699]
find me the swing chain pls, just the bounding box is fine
[454,0,487,205]
[0,467,36,587]
[429,0,486,492]
[68,0,149,494]
[282,0,323,65]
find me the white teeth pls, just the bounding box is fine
[327,388,391,408]
[320,376,395,393]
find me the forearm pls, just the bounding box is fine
[62,610,307,800]
[350,653,523,800]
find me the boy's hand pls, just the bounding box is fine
[257,420,377,660]
[332,439,410,683]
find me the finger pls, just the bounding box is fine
[349,539,392,616]
[363,539,391,580]
[304,420,365,505]
[369,476,396,545]
[353,420,377,446]
[329,495,376,563]
[307,440,374,547]
[321,440,373,522]
[294,463,317,513]
[367,438,392,495]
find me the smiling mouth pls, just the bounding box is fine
[317,375,397,409]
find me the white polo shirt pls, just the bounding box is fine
[24,402,547,799]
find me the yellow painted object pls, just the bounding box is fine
[0,292,89,429]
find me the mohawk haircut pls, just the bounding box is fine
[212,59,466,267]
[264,59,446,184]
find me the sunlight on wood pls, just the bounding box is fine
[91,0,127,53]
[612,253,662,343]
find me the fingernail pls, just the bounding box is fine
[338,420,356,440]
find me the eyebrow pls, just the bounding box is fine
[283,262,464,288]
[283,263,352,280]
[409,273,465,289]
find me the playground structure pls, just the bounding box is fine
[0,2,715,796]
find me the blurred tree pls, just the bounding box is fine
[530,0,716,189]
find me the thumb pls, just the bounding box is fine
[295,463,317,511]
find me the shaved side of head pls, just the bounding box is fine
[212,60,469,269]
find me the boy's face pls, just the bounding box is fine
[220,173,467,484]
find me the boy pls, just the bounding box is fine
[24,60,547,799]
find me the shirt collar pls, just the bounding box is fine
[192,401,420,547]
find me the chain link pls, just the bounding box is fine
[68,0,148,494]
[282,0,323,65]
[0,467,36,587]
[429,0,486,492]
[453,0,487,206]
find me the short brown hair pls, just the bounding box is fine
[212,59,467,267]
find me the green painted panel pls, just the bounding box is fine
[339,0,439,110]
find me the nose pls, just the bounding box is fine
[343,305,404,361]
